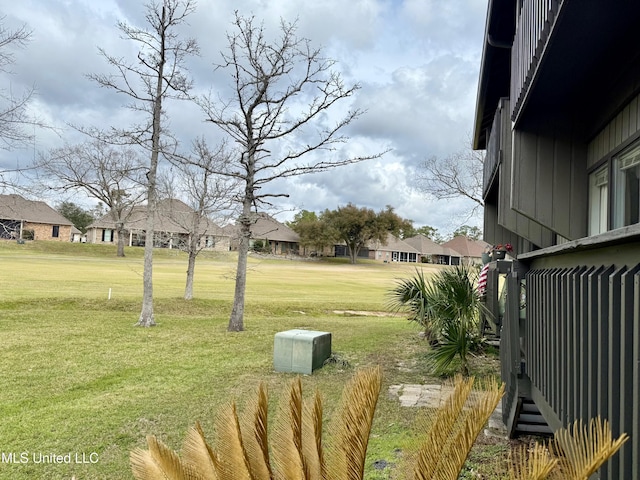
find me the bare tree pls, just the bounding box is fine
[89,0,198,327]
[199,14,383,331]
[162,140,239,300]
[417,146,485,217]
[0,17,52,188]
[36,139,146,256]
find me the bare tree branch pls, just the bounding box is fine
[416,146,485,218]
[87,0,198,327]
[0,17,53,157]
[196,13,385,331]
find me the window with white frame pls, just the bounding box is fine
[588,165,608,235]
[589,139,640,235]
[612,142,640,229]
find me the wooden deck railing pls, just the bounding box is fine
[483,102,502,197]
[510,0,560,121]
[498,252,640,479]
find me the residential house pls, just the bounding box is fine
[368,234,420,263]
[404,234,462,265]
[0,194,74,242]
[228,213,300,255]
[86,199,230,251]
[475,2,640,477]
[440,236,490,265]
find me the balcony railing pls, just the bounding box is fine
[510,0,559,121]
[482,101,502,198]
[497,230,640,478]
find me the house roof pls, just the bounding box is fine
[89,198,225,236]
[441,236,490,258]
[0,194,73,226]
[404,234,461,257]
[472,0,516,149]
[249,214,300,243]
[369,234,420,254]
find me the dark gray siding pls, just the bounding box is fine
[588,92,640,169]
[512,128,587,241]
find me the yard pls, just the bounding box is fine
[0,241,504,479]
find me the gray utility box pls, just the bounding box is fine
[273,329,332,374]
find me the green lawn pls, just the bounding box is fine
[0,241,492,479]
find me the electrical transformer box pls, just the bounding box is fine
[273,329,332,374]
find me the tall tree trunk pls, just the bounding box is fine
[136,5,166,328]
[138,224,156,326]
[348,243,358,264]
[228,198,252,332]
[184,248,196,300]
[116,222,126,257]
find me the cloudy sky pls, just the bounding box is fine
[1,0,487,236]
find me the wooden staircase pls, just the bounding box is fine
[512,397,553,437]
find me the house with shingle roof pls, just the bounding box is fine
[228,213,300,255]
[367,234,420,263]
[86,198,230,251]
[0,194,74,242]
[404,234,462,265]
[440,236,491,265]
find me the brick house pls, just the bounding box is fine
[0,194,73,242]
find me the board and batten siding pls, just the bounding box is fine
[588,93,640,169]
[495,98,554,249]
[511,126,587,242]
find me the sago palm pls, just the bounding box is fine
[130,368,626,479]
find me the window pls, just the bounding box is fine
[102,229,113,242]
[588,165,608,235]
[52,225,60,238]
[612,142,640,229]
[588,139,640,235]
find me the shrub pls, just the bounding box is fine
[388,264,485,375]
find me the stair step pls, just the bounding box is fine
[515,423,554,435]
[512,398,553,437]
[517,413,548,424]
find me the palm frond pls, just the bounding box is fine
[432,378,505,480]
[411,375,474,479]
[240,382,272,479]
[181,422,219,479]
[131,435,199,480]
[509,443,557,480]
[212,402,252,480]
[325,366,382,480]
[272,377,306,479]
[302,390,325,479]
[551,416,628,479]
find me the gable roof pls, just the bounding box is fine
[89,198,225,236]
[0,194,73,226]
[369,234,420,254]
[441,236,490,258]
[404,234,461,257]
[250,214,300,243]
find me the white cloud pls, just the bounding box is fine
[0,0,487,236]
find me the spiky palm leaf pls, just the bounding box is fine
[325,366,382,480]
[551,417,628,479]
[302,390,325,479]
[181,422,219,479]
[509,443,557,480]
[411,375,475,479]
[131,435,202,480]
[212,402,252,480]
[240,382,272,479]
[431,378,505,480]
[272,377,306,479]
